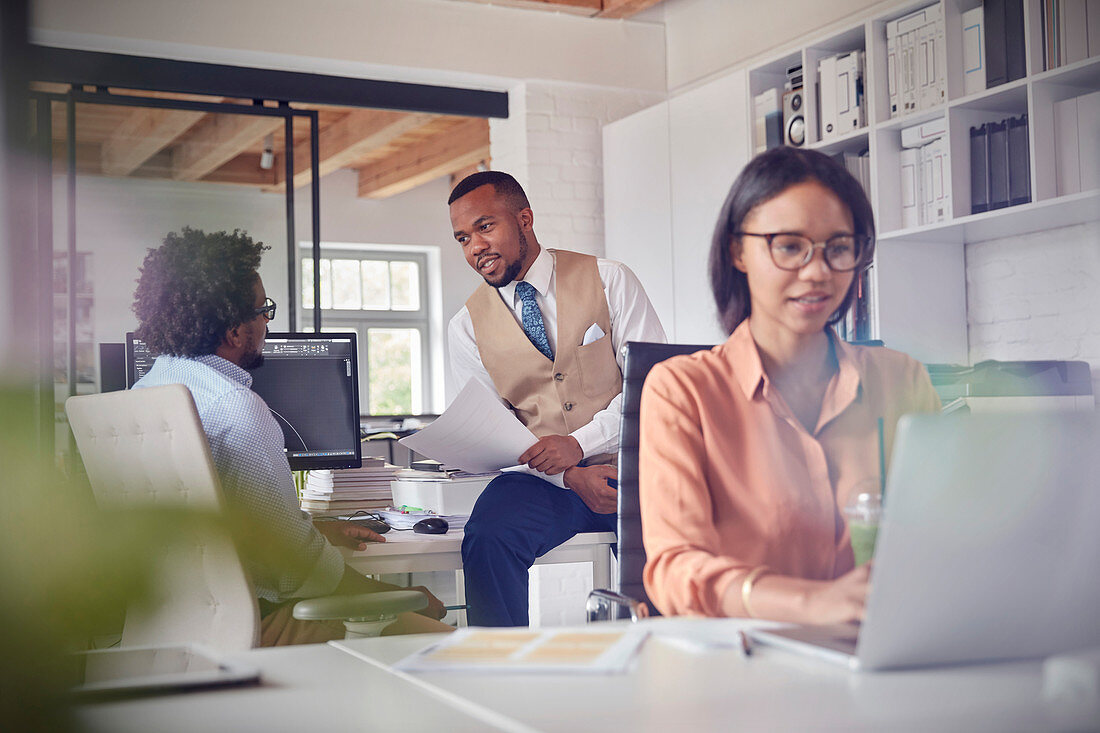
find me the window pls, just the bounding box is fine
[301,248,430,416]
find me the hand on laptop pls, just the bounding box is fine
[806,562,872,625]
[519,434,583,475]
[737,563,872,624]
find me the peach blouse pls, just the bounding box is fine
[639,321,940,617]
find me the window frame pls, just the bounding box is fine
[300,246,432,418]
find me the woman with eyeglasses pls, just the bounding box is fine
[639,147,940,624]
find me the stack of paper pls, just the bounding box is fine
[300,457,398,517]
[376,507,468,531]
[393,467,498,481]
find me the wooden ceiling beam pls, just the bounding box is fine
[133,150,277,187]
[449,0,665,17]
[358,118,490,200]
[455,0,600,14]
[52,140,102,175]
[54,140,275,188]
[597,0,666,18]
[202,153,280,187]
[101,107,208,176]
[171,112,283,181]
[269,109,435,192]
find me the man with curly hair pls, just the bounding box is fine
[132,227,448,644]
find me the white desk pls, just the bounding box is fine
[75,643,493,733]
[342,530,616,591]
[329,618,1087,733]
[76,618,1094,733]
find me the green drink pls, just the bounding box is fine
[844,481,882,567]
[848,520,879,567]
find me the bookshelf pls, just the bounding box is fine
[604,0,1099,364]
[743,0,1100,363]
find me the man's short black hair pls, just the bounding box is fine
[132,227,269,357]
[448,170,531,212]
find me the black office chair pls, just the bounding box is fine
[587,341,713,622]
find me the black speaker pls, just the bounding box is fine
[783,87,805,147]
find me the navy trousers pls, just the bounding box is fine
[461,472,617,627]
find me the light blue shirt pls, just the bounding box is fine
[134,354,344,603]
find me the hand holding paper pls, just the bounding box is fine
[398,380,567,488]
[519,434,583,475]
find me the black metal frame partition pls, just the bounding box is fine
[28,89,320,453]
[28,46,508,454]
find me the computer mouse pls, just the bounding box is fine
[348,518,390,534]
[413,517,449,534]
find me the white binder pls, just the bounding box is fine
[818,54,839,140]
[1064,0,1090,65]
[917,19,932,109]
[1077,90,1100,191]
[836,50,865,134]
[900,147,921,228]
[1054,97,1081,196]
[962,6,985,95]
[928,3,947,108]
[925,136,950,224]
[887,22,900,116]
[900,116,946,148]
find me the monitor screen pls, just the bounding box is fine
[126,332,362,471]
[99,342,126,393]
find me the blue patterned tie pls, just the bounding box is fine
[516,281,553,361]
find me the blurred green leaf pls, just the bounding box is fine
[0,386,309,730]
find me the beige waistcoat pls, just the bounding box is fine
[466,249,621,466]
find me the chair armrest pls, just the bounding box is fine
[292,590,427,622]
[586,589,650,623]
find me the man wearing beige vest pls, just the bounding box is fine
[447,171,666,626]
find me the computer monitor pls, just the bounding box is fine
[99,342,126,393]
[125,332,362,471]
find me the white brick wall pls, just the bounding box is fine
[490,81,664,258]
[966,219,1100,400]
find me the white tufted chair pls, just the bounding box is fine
[66,384,425,651]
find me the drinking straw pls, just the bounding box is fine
[877,416,887,498]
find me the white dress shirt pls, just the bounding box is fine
[448,247,667,459]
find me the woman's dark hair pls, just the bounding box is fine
[708,146,876,335]
[133,227,269,356]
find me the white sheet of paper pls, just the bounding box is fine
[582,322,605,345]
[399,380,566,487]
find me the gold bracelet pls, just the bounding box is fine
[740,566,770,619]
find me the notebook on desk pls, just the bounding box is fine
[751,412,1100,671]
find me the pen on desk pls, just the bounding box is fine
[738,630,753,658]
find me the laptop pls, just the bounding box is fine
[751,411,1100,671]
